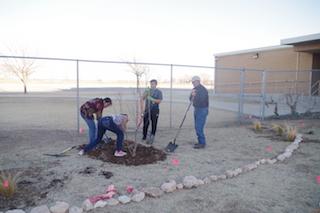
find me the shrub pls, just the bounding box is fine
[285,125,297,142]
[271,124,285,136]
[0,171,21,199]
[253,120,262,132]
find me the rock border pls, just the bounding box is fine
[5,134,304,213]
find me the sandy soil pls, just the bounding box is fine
[0,93,319,213]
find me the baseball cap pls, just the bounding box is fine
[191,76,201,82]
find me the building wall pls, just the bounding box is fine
[215,47,313,94]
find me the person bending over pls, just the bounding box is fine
[79,114,128,157]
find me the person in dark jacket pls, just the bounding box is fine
[190,76,209,149]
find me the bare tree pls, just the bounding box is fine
[285,93,300,115]
[1,50,37,94]
[127,59,149,93]
[126,59,149,157]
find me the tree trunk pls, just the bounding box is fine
[24,84,27,94]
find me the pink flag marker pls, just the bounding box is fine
[126,185,134,193]
[171,158,180,166]
[316,176,320,184]
[3,180,9,188]
[79,127,85,134]
[266,145,273,152]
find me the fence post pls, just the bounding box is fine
[260,70,266,120]
[309,70,312,96]
[238,68,245,122]
[170,64,173,128]
[76,60,80,133]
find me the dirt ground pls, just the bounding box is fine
[0,93,320,213]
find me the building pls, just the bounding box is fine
[214,33,320,95]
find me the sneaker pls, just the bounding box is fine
[193,143,206,149]
[114,150,127,157]
[78,150,84,156]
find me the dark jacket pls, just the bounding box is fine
[190,84,209,108]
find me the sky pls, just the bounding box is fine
[0,0,320,81]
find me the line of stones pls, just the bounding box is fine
[3,134,303,213]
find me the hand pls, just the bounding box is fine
[147,96,156,102]
[191,89,197,97]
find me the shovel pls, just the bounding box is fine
[44,145,79,157]
[165,100,193,153]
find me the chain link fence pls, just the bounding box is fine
[0,55,240,133]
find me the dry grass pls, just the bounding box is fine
[271,123,285,136]
[285,124,297,142]
[253,120,262,132]
[0,172,21,199]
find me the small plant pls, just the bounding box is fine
[285,125,297,142]
[271,124,285,136]
[253,120,262,132]
[0,171,21,199]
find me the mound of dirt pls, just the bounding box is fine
[84,140,167,166]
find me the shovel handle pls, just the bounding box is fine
[172,100,193,143]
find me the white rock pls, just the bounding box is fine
[82,199,94,211]
[69,206,83,213]
[259,159,267,164]
[243,163,258,172]
[30,205,50,213]
[50,201,70,213]
[234,168,242,175]
[267,159,277,164]
[176,183,184,190]
[5,210,25,213]
[283,152,292,158]
[106,198,119,206]
[143,187,164,197]
[217,175,227,180]
[226,170,234,178]
[293,135,303,144]
[203,177,211,184]
[210,175,218,181]
[287,143,299,151]
[118,195,131,204]
[131,192,145,202]
[196,179,204,186]
[94,200,107,208]
[160,180,177,193]
[183,176,198,189]
[295,134,303,141]
[277,154,286,161]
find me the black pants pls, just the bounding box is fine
[143,108,159,137]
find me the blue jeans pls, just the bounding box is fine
[81,113,97,148]
[194,107,208,145]
[84,116,124,153]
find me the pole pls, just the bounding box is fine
[260,71,266,120]
[76,60,80,133]
[238,69,245,122]
[170,64,173,128]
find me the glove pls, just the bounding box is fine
[144,88,151,94]
[147,96,156,102]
